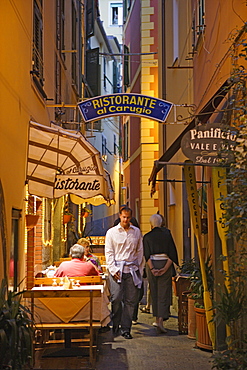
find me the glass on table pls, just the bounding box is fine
[52,278,57,286]
[70,279,75,287]
[59,277,64,286]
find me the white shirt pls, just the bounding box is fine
[105,223,143,277]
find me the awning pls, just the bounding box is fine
[26,121,115,205]
[148,80,231,195]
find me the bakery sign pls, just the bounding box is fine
[78,93,173,123]
[181,122,238,165]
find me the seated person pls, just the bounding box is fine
[77,237,103,273]
[54,244,99,277]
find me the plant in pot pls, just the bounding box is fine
[63,202,74,224]
[189,256,214,350]
[176,258,196,339]
[81,207,92,218]
[173,258,196,334]
[25,204,39,231]
[0,278,33,369]
[211,250,247,368]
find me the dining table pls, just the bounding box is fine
[24,284,111,366]
[28,284,111,327]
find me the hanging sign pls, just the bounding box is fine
[181,122,237,165]
[78,93,173,123]
[54,175,105,198]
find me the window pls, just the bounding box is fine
[102,134,107,162]
[110,2,123,26]
[55,0,65,104]
[86,0,94,38]
[86,48,100,97]
[123,121,129,162]
[123,0,132,23]
[123,45,130,91]
[32,0,44,87]
[192,0,205,51]
[173,0,179,62]
[10,209,21,291]
[114,134,117,155]
[72,1,78,89]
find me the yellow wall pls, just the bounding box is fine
[0,0,80,282]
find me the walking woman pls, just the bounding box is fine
[143,214,178,334]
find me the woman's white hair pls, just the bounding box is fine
[149,214,162,228]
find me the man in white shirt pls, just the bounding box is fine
[105,206,143,339]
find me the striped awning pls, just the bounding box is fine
[26,121,115,206]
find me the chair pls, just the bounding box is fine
[23,287,102,367]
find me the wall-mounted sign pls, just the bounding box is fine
[181,122,237,165]
[78,93,173,123]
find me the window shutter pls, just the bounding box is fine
[86,48,100,97]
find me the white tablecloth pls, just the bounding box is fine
[30,285,111,326]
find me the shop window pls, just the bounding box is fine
[110,2,123,26]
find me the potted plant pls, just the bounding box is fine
[81,207,92,218]
[176,258,197,339]
[63,202,74,224]
[189,256,214,350]
[25,204,39,231]
[173,258,196,334]
[0,278,33,369]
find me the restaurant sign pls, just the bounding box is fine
[78,93,173,123]
[181,122,237,165]
[54,175,105,198]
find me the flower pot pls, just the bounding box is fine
[25,214,39,230]
[63,214,72,224]
[194,306,212,351]
[187,296,196,340]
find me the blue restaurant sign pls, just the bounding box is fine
[78,93,173,123]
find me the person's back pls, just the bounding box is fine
[54,259,99,277]
[54,243,99,277]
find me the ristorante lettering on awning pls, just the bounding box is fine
[181,122,237,165]
[78,93,173,123]
[54,175,105,198]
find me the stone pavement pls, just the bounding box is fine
[96,307,213,370]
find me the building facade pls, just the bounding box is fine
[0,0,118,287]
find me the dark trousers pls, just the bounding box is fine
[147,265,172,320]
[132,282,144,321]
[109,272,140,333]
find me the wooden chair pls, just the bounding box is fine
[34,275,103,287]
[23,287,102,367]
